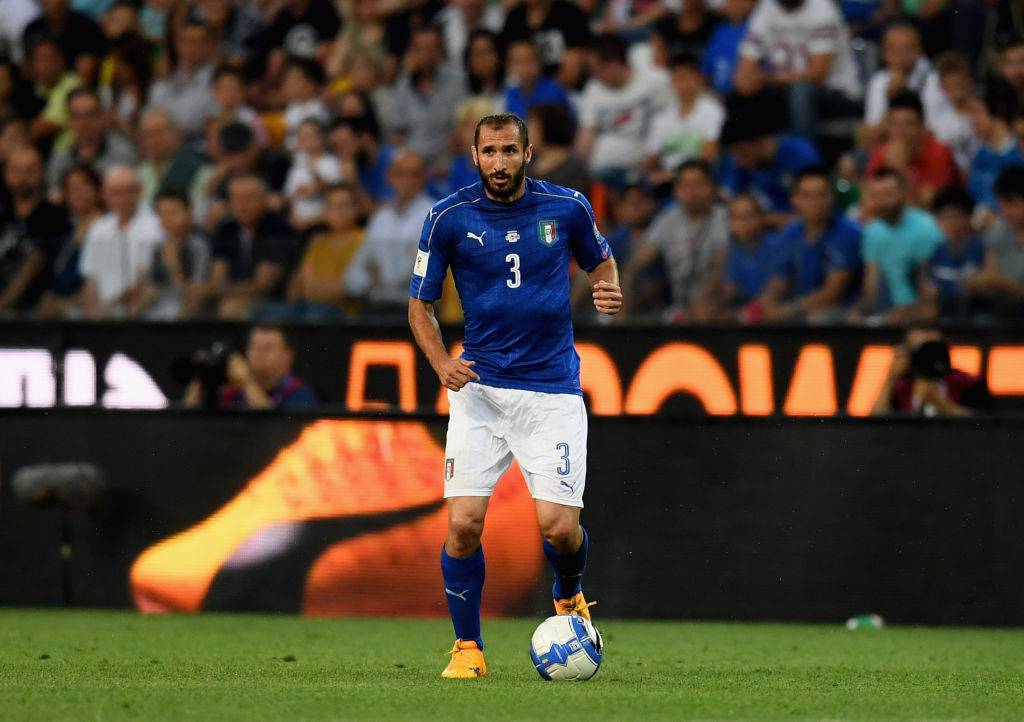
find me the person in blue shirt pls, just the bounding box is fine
[700,0,755,96]
[503,39,574,125]
[718,106,823,219]
[717,193,780,322]
[407,112,618,680]
[328,113,395,202]
[759,166,862,321]
[966,83,1024,218]
[922,185,988,320]
[851,166,945,323]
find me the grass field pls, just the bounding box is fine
[2,610,1023,721]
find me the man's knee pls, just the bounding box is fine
[539,515,580,554]
[447,512,484,556]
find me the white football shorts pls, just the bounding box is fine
[443,382,587,508]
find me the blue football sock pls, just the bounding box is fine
[543,526,589,600]
[440,544,485,649]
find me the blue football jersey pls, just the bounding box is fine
[409,178,612,395]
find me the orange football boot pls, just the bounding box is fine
[554,592,596,621]
[441,640,487,679]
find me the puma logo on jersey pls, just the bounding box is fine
[467,231,486,246]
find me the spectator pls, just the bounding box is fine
[280,55,329,150]
[261,0,340,81]
[327,112,395,203]
[500,0,591,89]
[139,190,210,319]
[921,185,986,321]
[718,107,822,218]
[0,145,71,314]
[528,102,590,194]
[204,122,291,230]
[650,0,720,67]
[644,52,724,184]
[862,21,941,144]
[206,173,295,319]
[733,0,862,137]
[283,117,342,230]
[343,149,433,314]
[969,165,1024,317]
[504,38,573,123]
[388,26,467,166]
[851,166,943,323]
[871,326,990,417]
[37,164,102,317]
[191,0,266,70]
[576,33,672,185]
[995,36,1024,107]
[865,91,960,208]
[928,52,976,172]
[440,3,505,67]
[100,32,153,136]
[184,324,318,410]
[622,159,728,321]
[717,193,779,322]
[46,87,137,199]
[79,165,163,318]
[22,0,106,84]
[0,59,44,122]
[147,19,215,142]
[700,0,755,96]
[966,84,1024,218]
[209,64,269,147]
[26,35,80,145]
[759,166,862,322]
[322,0,392,84]
[136,107,211,217]
[463,30,506,110]
[284,182,365,320]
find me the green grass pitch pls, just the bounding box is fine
[1,609,1023,721]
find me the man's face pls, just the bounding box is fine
[507,43,541,86]
[246,329,293,388]
[883,27,921,75]
[104,171,141,217]
[31,43,65,85]
[940,70,971,106]
[228,178,266,226]
[324,189,359,231]
[590,56,626,88]
[4,148,42,199]
[674,168,714,213]
[472,123,531,200]
[887,108,925,148]
[156,197,191,237]
[998,195,1024,227]
[176,26,209,70]
[729,139,762,171]
[935,205,971,242]
[387,152,426,202]
[966,97,992,139]
[868,176,905,221]
[727,197,762,242]
[618,187,654,227]
[1002,45,1024,90]
[139,113,180,162]
[671,65,702,100]
[792,176,833,225]
[409,30,443,71]
[68,94,105,143]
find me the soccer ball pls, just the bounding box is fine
[529,614,603,681]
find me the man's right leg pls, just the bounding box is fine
[441,496,489,648]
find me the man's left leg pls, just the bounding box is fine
[536,500,593,618]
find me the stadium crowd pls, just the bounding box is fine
[0,0,1022,325]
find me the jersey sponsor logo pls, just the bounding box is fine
[445,457,455,481]
[539,219,558,246]
[413,249,430,277]
[466,231,486,246]
[505,229,520,243]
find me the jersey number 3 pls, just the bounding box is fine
[505,253,520,289]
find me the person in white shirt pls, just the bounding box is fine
[862,20,943,144]
[928,52,977,172]
[284,118,343,229]
[344,149,434,312]
[644,52,724,184]
[79,165,164,319]
[734,0,862,137]
[576,32,672,185]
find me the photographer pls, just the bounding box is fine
[872,326,990,417]
[182,324,318,410]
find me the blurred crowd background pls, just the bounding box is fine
[0,0,1022,326]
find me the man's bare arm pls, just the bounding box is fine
[409,297,480,391]
[586,258,622,315]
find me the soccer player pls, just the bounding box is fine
[408,113,621,678]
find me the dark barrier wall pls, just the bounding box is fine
[2,322,1024,415]
[2,410,1021,625]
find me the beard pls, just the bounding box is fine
[478,160,527,201]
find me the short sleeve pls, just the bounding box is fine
[577,84,598,129]
[806,20,840,56]
[738,6,766,60]
[861,223,882,263]
[825,223,861,271]
[409,205,455,301]
[567,194,611,272]
[918,213,945,258]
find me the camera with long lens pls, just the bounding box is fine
[171,341,234,408]
[909,339,951,380]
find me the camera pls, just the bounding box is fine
[171,341,234,408]
[909,339,951,380]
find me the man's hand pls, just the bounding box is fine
[435,357,480,392]
[592,280,622,315]
[226,353,253,386]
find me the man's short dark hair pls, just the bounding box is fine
[219,121,254,153]
[793,165,831,189]
[994,165,1024,200]
[591,33,628,64]
[251,323,295,351]
[667,52,701,72]
[677,158,714,182]
[529,103,573,147]
[931,184,974,214]
[888,90,925,121]
[283,55,326,87]
[213,63,245,84]
[871,165,906,185]
[884,18,922,42]
[473,112,529,148]
[154,189,191,208]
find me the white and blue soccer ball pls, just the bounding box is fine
[530,614,603,681]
